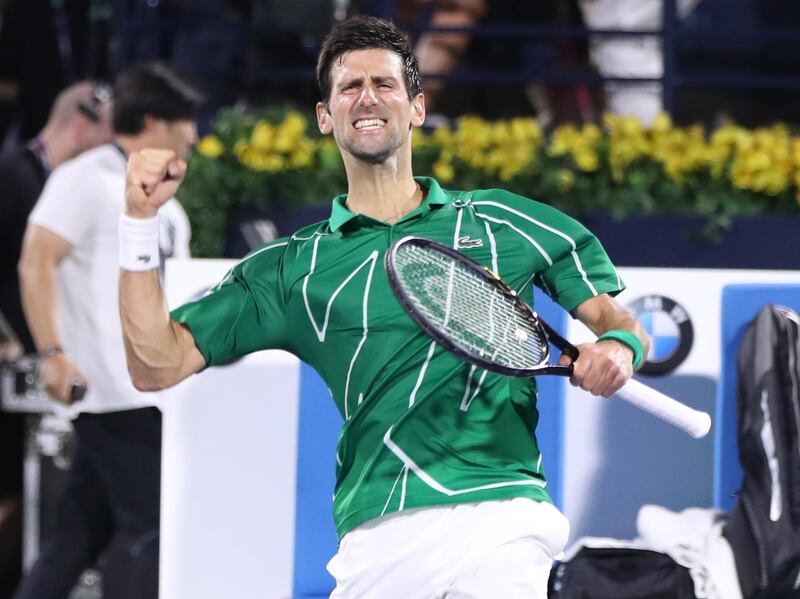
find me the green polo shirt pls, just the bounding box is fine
[172,177,624,539]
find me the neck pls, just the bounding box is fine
[343,149,422,223]
[38,127,74,169]
[114,134,151,157]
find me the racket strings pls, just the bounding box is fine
[394,244,549,370]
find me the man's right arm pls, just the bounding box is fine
[120,149,206,391]
[119,268,205,391]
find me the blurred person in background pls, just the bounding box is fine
[400,0,487,115]
[0,80,112,598]
[14,62,201,599]
[579,0,701,126]
[354,0,487,115]
[0,81,113,357]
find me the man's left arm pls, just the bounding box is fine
[560,293,651,398]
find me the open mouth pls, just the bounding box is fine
[353,118,387,130]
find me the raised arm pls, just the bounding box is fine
[120,149,205,391]
[561,293,651,398]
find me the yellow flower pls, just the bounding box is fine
[583,123,602,142]
[619,115,643,137]
[663,155,686,182]
[289,140,315,168]
[610,139,640,168]
[574,149,599,172]
[196,135,224,158]
[549,124,578,156]
[704,145,730,179]
[274,111,308,153]
[509,117,542,145]
[432,124,454,147]
[233,140,250,162]
[281,111,307,136]
[730,164,752,190]
[274,131,295,153]
[263,154,285,172]
[651,112,672,133]
[250,120,274,151]
[744,150,771,172]
[432,159,455,182]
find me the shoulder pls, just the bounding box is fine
[465,187,597,243]
[44,145,118,191]
[290,218,332,242]
[230,214,331,267]
[67,144,122,175]
[467,187,562,217]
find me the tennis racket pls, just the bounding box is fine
[384,235,712,439]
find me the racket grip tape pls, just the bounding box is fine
[616,378,712,438]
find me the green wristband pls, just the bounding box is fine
[597,329,644,370]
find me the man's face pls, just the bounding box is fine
[151,119,199,161]
[316,48,425,165]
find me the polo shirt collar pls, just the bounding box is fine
[328,176,452,232]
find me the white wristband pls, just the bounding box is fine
[119,214,160,271]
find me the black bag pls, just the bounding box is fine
[724,304,800,598]
[548,547,696,599]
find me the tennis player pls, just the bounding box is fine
[119,15,649,598]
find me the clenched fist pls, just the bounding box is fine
[41,353,89,405]
[125,149,187,218]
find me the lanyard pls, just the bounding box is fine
[28,137,52,176]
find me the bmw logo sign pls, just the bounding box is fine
[627,295,694,375]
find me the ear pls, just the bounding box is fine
[316,102,333,135]
[410,93,426,129]
[142,114,166,135]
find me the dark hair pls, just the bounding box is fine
[316,15,422,103]
[112,62,204,134]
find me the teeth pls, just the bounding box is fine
[355,119,384,130]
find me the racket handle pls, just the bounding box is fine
[616,378,712,439]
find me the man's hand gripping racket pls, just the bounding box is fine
[385,236,712,439]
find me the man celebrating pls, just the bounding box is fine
[16,63,202,599]
[119,17,648,598]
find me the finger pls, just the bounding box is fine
[52,380,73,405]
[133,150,179,194]
[166,159,187,180]
[570,356,591,388]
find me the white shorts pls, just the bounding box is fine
[327,498,570,599]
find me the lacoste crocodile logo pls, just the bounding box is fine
[457,235,483,249]
[137,255,151,263]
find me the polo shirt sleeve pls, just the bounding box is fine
[534,218,624,314]
[28,159,97,245]
[171,240,292,365]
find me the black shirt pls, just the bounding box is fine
[0,146,48,353]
